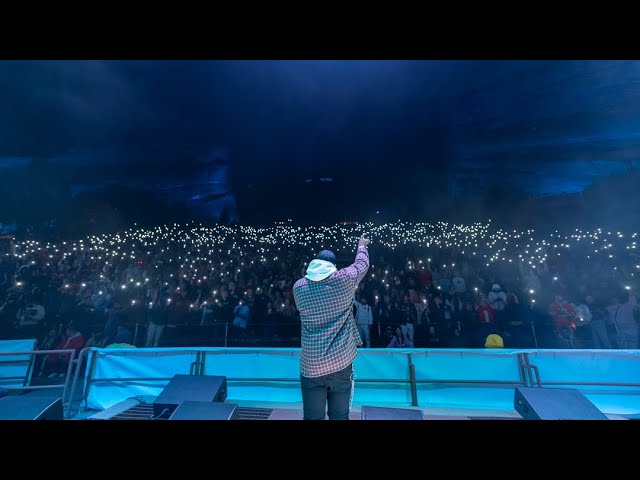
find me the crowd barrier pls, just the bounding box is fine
[69,347,640,419]
[0,339,80,405]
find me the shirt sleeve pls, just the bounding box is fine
[342,247,370,287]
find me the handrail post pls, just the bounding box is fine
[23,349,36,387]
[65,348,89,419]
[224,322,229,347]
[523,353,542,387]
[61,349,77,409]
[523,352,531,385]
[531,364,542,387]
[133,323,139,346]
[517,353,529,386]
[190,352,204,375]
[81,348,99,414]
[408,353,418,407]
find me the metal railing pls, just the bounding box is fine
[518,351,640,389]
[66,347,209,419]
[0,348,79,410]
[84,319,299,348]
[408,353,418,406]
[131,320,299,348]
[107,319,519,349]
[81,317,636,351]
[517,352,542,387]
[61,345,640,419]
[65,347,536,416]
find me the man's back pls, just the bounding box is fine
[293,247,369,378]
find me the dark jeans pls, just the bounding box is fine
[300,363,354,420]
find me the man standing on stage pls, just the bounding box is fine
[293,235,370,420]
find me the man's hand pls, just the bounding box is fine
[358,235,370,249]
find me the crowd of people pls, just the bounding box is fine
[0,221,637,379]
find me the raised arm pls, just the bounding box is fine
[342,235,370,287]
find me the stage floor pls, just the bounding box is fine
[233,400,519,420]
[76,399,629,420]
[6,378,633,420]
[3,389,629,420]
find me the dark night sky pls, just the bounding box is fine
[1,60,640,223]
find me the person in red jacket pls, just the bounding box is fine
[548,294,577,348]
[41,323,86,379]
[417,267,432,289]
[475,296,497,342]
[475,297,495,324]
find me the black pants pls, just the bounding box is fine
[300,364,354,420]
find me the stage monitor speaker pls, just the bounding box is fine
[169,401,238,420]
[0,396,63,420]
[361,406,425,420]
[153,374,227,418]
[514,387,608,420]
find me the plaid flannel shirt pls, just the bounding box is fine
[293,247,369,378]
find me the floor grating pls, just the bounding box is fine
[467,416,521,420]
[108,403,273,420]
[111,404,155,420]
[236,407,273,420]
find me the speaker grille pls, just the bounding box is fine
[111,404,154,420]
[107,403,273,420]
[236,407,273,420]
[468,416,521,420]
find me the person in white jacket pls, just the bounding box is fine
[354,296,373,348]
[488,284,507,312]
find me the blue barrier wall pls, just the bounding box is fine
[82,347,640,415]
